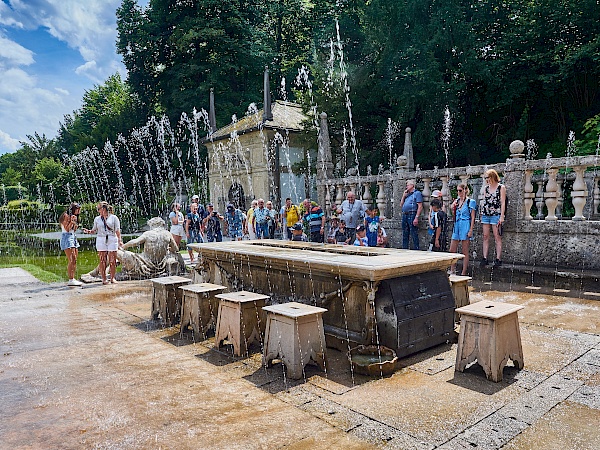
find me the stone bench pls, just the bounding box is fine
[150,276,191,326]
[455,300,524,382]
[179,283,227,339]
[214,291,269,357]
[263,302,328,380]
[449,274,471,321]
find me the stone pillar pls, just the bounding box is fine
[523,170,534,220]
[316,112,333,211]
[571,165,588,221]
[421,177,432,218]
[403,128,415,171]
[544,168,559,221]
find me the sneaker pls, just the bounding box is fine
[67,279,83,286]
[493,259,502,268]
[480,257,488,267]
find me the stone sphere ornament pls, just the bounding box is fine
[509,140,525,159]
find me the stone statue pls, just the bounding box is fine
[82,217,185,282]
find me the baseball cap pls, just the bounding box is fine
[206,203,213,207]
[356,224,366,232]
[227,203,234,210]
[292,222,303,231]
[431,190,442,198]
[192,195,199,200]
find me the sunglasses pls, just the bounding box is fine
[457,189,463,192]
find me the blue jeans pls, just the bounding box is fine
[402,212,420,250]
[255,222,269,239]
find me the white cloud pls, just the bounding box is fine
[0,36,34,66]
[1,0,124,82]
[0,0,129,153]
[0,129,21,152]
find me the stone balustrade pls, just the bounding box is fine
[317,142,600,270]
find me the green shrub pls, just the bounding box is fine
[1,185,28,203]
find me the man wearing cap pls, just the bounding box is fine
[290,222,307,242]
[353,224,368,246]
[428,189,444,241]
[224,203,245,241]
[185,202,203,263]
[203,203,223,242]
[283,197,301,240]
[336,191,366,243]
[400,179,423,250]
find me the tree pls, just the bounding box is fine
[57,73,144,155]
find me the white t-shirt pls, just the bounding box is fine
[92,214,120,238]
[169,211,184,226]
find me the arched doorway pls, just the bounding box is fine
[228,183,246,210]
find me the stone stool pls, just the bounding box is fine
[455,301,524,382]
[150,276,191,326]
[179,283,227,339]
[449,274,472,322]
[214,291,269,357]
[262,302,328,380]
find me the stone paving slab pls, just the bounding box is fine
[2,280,600,449]
[0,267,41,285]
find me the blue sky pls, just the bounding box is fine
[0,0,148,154]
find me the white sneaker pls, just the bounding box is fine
[67,279,83,286]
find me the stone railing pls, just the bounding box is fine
[317,141,600,270]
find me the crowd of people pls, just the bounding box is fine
[60,169,505,284]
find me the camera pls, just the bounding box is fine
[212,211,217,217]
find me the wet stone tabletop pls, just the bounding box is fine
[1,273,599,449]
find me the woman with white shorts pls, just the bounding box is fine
[169,203,185,248]
[84,201,122,285]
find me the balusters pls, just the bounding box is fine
[335,184,344,207]
[544,168,559,221]
[523,170,534,220]
[376,181,387,217]
[362,182,373,207]
[440,176,450,215]
[556,176,564,218]
[479,173,487,215]
[593,176,600,218]
[571,165,588,220]
[535,180,545,219]
[325,186,331,216]
[421,177,432,218]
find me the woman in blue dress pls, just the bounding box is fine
[449,184,476,275]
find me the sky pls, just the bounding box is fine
[0,0,148,154]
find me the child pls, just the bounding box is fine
[327,216,340,243]
[377,226,388,247]
[290,222,307,242]
[364,205,380,247]
[429,198,448,252]
[353,224,369,246]
[335,220,350,244]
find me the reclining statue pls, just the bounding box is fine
[82,217,185,282]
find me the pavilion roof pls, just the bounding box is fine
[205,101,308,143]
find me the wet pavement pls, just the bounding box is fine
[0,269,599,449]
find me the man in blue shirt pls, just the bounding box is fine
[399,179,423,250]
[253,198,270,239]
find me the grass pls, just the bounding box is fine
[0,249,103,282]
